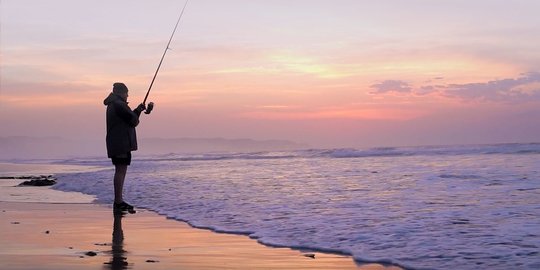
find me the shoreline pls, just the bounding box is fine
[0,201,401,270]
[0,162,402,270]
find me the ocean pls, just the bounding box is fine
[53,143,540,270]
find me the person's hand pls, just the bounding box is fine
[135,103,146,113]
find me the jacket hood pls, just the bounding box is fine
[104,92,126,105]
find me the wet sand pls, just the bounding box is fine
[0,201,401,270]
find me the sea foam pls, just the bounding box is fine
[54,143,540,270]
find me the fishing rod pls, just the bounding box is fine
[142,0,189,114]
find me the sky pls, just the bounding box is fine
[1,0,540,149]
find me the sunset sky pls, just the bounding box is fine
[1,0,540,149]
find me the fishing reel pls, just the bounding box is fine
[144,102,154,114]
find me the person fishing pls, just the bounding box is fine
[104,82,147,213]
[104,0,188,213]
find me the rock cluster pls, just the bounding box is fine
[17,175,57,186]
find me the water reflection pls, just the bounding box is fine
[104,212,129,269]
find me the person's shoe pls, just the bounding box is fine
[113,201,136,213]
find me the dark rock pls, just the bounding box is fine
[146,259,159,263]
[304,253,316,259]
[18,177,57,186]
[11,221,20,224]
[85,251,98,256]
[45,230,50,234]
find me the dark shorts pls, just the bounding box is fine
[111,152,132,166]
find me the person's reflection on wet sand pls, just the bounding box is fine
[104,212,128,269]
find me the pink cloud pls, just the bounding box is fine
[369,72,540,103]
[370,80,412,94]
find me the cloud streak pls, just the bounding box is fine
[370,80,412,94]
[371,72,540,103]
[444,72,540,102]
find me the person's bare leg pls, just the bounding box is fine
[114,164,128,204]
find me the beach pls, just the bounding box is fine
[0,163,400,270]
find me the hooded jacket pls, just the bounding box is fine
[104,93,141,158]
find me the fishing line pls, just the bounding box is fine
[142,0,189,113]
